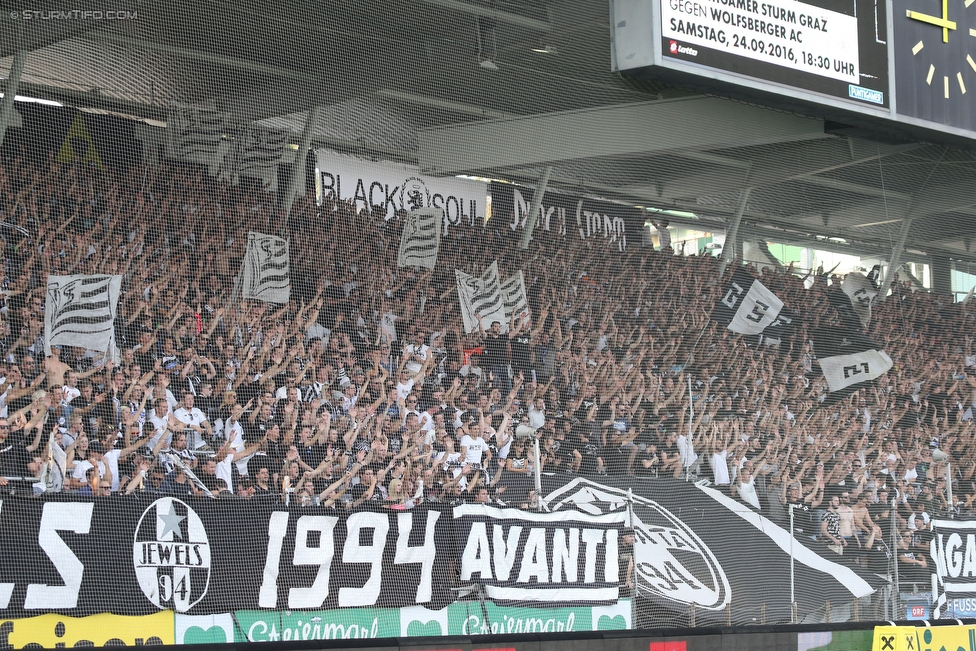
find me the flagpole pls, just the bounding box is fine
[789,503,796,622]
[877,218,912,303]
[891,493,900,617]
[686,374,694,482]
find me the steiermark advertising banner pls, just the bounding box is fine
[172,600,632,644]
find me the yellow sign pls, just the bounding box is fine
[56,112,104,168]
[874,625,976,651]
[919,626,976,651]
[0,611,174,648]
[874,626,920,651]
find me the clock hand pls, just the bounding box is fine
[906,1,956,43]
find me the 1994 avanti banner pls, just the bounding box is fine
[0,478,881,623]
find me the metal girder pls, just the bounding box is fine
[719,188,750,277]
[374,89,516,120]
[798,176,912,203]
[878,218,913,302]
[421,0,552,31]
[520,166,552,250]
[283,106,322,218]
[417,97,826,175]
[88,32,307,82]
[661,142,923,201]
[0,50,26,148]
[780,177,976,232]
[906,181,976,220]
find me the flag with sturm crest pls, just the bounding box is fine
[44,274,122,356]
[223,125,287,177]
[241,232,290,304]
[500,270,529,324]
[397,207,442,269]
[456,261,507,333]
[166,105,227,165]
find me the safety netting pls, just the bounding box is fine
[1,0,975,646]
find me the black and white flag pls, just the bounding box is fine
[456,261,507,333]
[712,268,790,336]
[500,271,529,324]
[241,232,290,304]
[814,330,892,394]
[929,519,976,618]
[166,105,227,165]
[44,274,122,356]
[224,125,287,177]
[397,207,442,269]
[840,272,878,329]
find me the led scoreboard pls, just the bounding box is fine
[660,0,889,108]
[612,0,976,143]
[612,0,890,114]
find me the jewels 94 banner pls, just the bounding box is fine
[0,478,883,623]
[0,495,625,618]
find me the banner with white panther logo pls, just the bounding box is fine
[542,476,879,624]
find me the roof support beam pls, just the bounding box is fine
[0,49,26,148]
[420,0,552,31]
[661,142,923,201]
[418,98,826,175]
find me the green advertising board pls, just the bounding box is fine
[173,600,632,644]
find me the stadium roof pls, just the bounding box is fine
[3,0,976,266]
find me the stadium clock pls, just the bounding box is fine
[905,0,976,100]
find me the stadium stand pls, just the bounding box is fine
[0,146,969,571]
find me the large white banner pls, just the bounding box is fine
[316,151,487,231]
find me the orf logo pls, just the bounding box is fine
[669,40,678,54]
[546,478,731,610]
[399,177,431,212]
[133,497,211,612]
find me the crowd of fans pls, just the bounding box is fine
[0,150,974,581]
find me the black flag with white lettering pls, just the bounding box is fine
[813,329,892,397]
[712,268,791,337]
[929,519,976,618]
[827,272,878,331]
